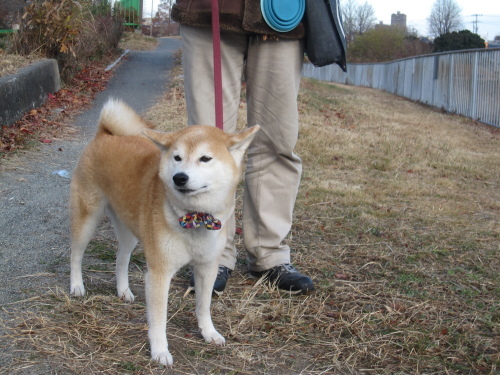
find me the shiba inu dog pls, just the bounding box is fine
[69,99,259,366]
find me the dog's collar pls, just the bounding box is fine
[179,212,222,230]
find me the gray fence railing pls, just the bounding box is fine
[302,48,500,128]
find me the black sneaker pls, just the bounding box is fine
[249,264,314,294]
[189,265,232,296]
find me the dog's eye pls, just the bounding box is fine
[174,155,182,162]
[200,156,212,163]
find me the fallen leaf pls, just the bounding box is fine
[335,273,349,280]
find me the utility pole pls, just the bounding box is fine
[471,14,482,35]
[150,0,154,37]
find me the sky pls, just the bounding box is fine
[142,0,500,40]
[362,0,499,39]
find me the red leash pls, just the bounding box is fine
[211,0,224,129]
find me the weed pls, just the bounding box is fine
[11,0,124,81]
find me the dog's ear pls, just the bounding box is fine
[142,129,176,151]
[228,125,260,160]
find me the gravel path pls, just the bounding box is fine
[0,38,182,369]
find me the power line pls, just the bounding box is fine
[471,14,482,34]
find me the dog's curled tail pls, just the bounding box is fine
[97,98,148,137]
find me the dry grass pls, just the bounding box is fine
[0,32,156,79]
[0,49,42,78]
[118,32,159,51]
[1,57,498,374]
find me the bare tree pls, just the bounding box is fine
[341,0,358,46]
[428,0,463,37]
[341,0,376,47]
[156,0,174,24]
[151,0,178,36]
[357,1,376,34]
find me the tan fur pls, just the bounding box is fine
[70,99,259,366]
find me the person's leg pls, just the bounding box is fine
[180,25,247,271]
[243,37,304,272]
[181,25,245,133]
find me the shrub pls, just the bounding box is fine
[433,30,486,52]
[74,14,124,62]
[11,0,124,80]
[0,34,12,51]
[348,27,434,63]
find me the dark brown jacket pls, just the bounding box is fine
[171,0,305,39]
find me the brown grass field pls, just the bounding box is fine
[1,53,498,374]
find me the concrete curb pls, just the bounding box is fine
[0,59,61,126]
[105,49,129,71]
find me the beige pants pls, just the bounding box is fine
[181,25,304,272]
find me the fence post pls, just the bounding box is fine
[432,55,438,107]
[470,51,479,120]
[448,54,454,113]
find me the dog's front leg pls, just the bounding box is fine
[145,266,174,366]
[193,262,226,346]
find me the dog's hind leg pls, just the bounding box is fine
[70,190,106,297]
[193,261,226,346]
[107,207,138,303]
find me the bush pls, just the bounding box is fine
[11,0,124,80]
[74,14,124,61]
[348,27,434,63]
[433,30,486,52]
[0,34,12,51]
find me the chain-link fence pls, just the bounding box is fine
[303,49,500,128]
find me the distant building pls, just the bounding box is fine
[375,21,390,29]
[391,11,407,30]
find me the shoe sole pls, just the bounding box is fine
[184,285,225,296]
[248,273,312,295]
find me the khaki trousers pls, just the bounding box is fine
[181,25,304,272]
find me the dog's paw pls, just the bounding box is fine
[70,284,85,297]
[202,330,226,346]
[119,288,135,303]
[151,350,173,366]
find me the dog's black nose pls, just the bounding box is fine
[173,173,189,187]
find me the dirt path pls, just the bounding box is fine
[0,38,181,369]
